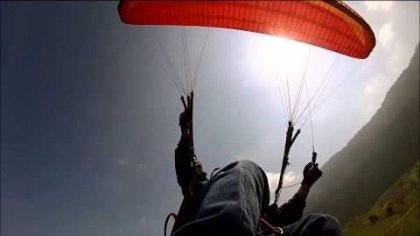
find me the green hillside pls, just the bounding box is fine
[343,162,419,236]
[306,43,419,223]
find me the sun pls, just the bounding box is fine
[247,35,311,81]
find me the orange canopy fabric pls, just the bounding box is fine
[118,1,375,59]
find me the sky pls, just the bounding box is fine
[1,1,419,235]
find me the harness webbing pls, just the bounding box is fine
[164,213,177,236]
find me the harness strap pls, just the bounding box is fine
[164,213,177,236]
[259,217,284,235]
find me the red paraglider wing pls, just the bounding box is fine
[118,1,375,59]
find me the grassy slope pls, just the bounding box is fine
[343,162,419,236]
[306,44,419,223]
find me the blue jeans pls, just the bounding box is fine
[283,213,341,236]
[173,160,341,236]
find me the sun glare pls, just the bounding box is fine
[248,35,311,81]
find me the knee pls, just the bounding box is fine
[237,160,260,170]
[307,213,341,234]
[310,213,339,222]
[222,160,261,173]
[229,160,266,178]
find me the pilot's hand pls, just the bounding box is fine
[302,162,322,185]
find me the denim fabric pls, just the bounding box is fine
[172,160,341,236]
[283,213,342,236]
[173,160,269,236]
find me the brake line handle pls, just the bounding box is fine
[312,151,317,164]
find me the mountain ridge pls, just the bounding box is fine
[306,43,419,223]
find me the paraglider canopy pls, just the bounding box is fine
[118,0,377,205]
[118,1,375,59]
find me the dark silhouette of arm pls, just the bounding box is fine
[175,130,195,197]
[265,184,308,227]
[265,162,322,227]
